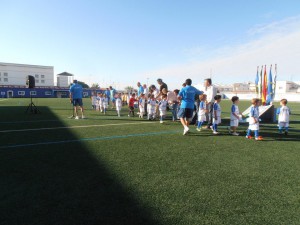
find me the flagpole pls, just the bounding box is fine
[256,66,259,97]
[273,64,277,102]
[260,65,263,100]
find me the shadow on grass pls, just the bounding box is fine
[0,106,161,225]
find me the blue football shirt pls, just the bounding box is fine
[69,83,83,99]
[178,85,203,109]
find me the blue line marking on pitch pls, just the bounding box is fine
[0,130,181,149]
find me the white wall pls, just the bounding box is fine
[223,92,300,102]
[57,76,73,87]
[0,62,54,86]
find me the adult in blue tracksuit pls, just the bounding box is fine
[137,82,144,98]
[109,86,117,108]
[69,80,85,119]
[178,78,203,135]
[105,88,110,105]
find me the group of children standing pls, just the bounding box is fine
[129,93,168,123]
[92,91,291,139]
[196,93,291,140]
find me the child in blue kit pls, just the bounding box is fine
[246,98,263,141]
[196,94,208,131]
[212,95,222,135]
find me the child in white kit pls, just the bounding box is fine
[98,93,104,112]
[139,94,146,118]
[115,93,122,117]
[96,93,101,111]
[277,98,291,135]
[147,94,157,120]
[91,93,97,110]
[229,96,244,136]
[212,95,222,135]
[103,94,108,114]
[158,94,168,123]
[246,98,263,141]
[196,94,208,131]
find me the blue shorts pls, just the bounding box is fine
[72,98,83,106]
[178,108,193,120]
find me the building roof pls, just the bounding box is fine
[0,62,53,69]
[57,72,74,76]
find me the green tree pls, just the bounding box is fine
[124,86,134,93]
[91,83,100,89]
[77,81,89,88]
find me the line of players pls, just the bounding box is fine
[91,91,291,139]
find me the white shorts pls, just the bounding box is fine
[213,117,221,125]
[139,106,145,114]
[230,119,239,127]
[160,110,167,116]
[278,122,289,128]
[248,123,259,131]
[198,114,206,122]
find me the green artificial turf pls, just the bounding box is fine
[0,98,299,225]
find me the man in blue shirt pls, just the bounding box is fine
[104,88,111,105]
[109,86,117,108]
[137,82,144,98]
[178,78,203,135]
[69,80,85,119]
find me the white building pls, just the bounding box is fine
[57,72,74,87]
[275,81,300,94]
[0,62,54,86]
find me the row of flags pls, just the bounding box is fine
[255,64,277,105]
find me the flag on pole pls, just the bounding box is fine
[262,65,267,105]
[273,64,277,102]
[255,66,259,95]
[266,65,273,105]
[260,65,263,99]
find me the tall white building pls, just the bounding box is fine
[57,72,74,87]
[0,62,54,86]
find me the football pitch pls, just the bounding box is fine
[0,98,299,225]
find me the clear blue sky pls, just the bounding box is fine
[1,0,300,89]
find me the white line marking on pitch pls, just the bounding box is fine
[0,121,155,133]
[0,99,8,101]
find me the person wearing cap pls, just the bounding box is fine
[69,80,85,119]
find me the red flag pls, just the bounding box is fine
[262,65,267,105]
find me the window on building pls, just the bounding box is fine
[41,75,45,78]
[4,78,8,82]
[18,91,25,96]
[36,80,39,83]
[45,91,52,95]
[41,80,45,83]
[4,72,8,76]
[30,91,37,95]
[35,74,39,78]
